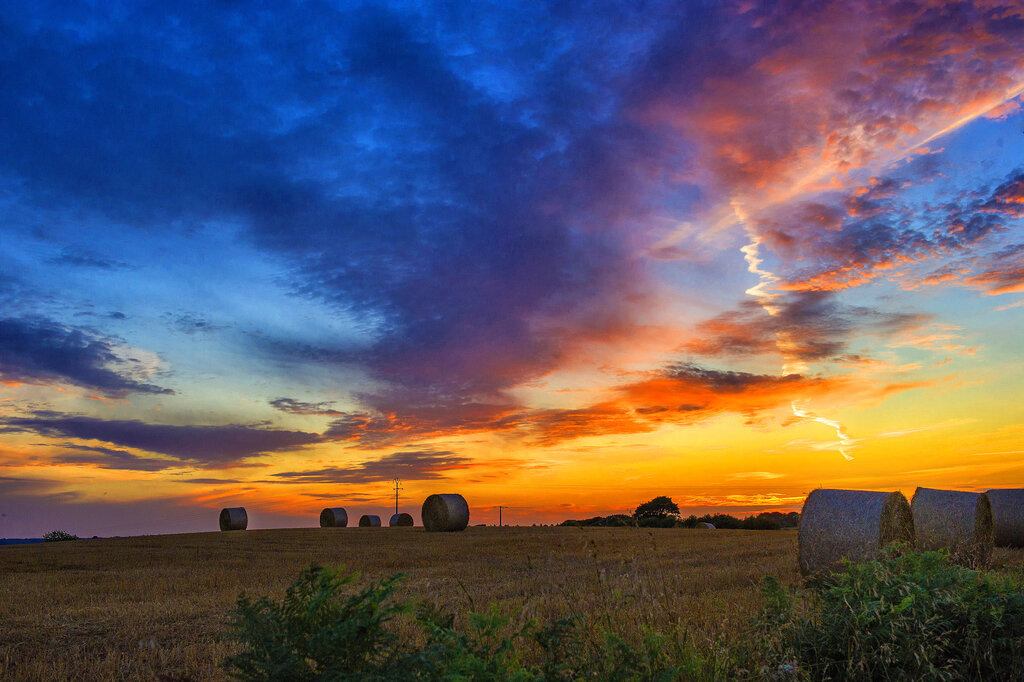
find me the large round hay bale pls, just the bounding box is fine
[389,512,414,527]
[986,488,1024,547]
[798,489,913,576]
[421,493,470,532]
[358,514,381,527]
[319,507,348,528]
[219,507,247,531]
[698,522,715,530]
[912,488,993,567]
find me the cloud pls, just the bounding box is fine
[634,1,1024,197]
[0,412,320,466]
[0,316,173,396]
[42,442,175,472]
[46,247,130,270]
[269,397,344,417]
[271,449,473,484]
[683,292,930,363]
[966,243,1024,295]
[165,313,226,335]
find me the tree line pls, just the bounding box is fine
[559,496,800,530]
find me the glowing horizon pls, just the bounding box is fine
[1,1,1022,536]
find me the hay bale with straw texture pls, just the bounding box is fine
[319,507,348,528]
[698,522,715,530]
[798,489,913,576]
[219,507,247,531]
[422,493,470,532]
[358,514,381,527]
[912,487,993,567]
[986,488,1024,547]
[389,513,414,527]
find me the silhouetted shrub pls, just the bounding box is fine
[42,530,78,542]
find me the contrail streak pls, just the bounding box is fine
[791,400,855,461]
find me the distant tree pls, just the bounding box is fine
[43,529,78,542]
[633,496,681,522]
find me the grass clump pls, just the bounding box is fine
[749,547,1024,681]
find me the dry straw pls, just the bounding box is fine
[319,508,348,528]
[358,514,381,527]
[421,493,470,532]
[912,487,993,567]
[986,488,1024,547]
[389,513,414,527]
[798,488,914,576]
[219,507,247,532]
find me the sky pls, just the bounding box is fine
[1,0,1023,536]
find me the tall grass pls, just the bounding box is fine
[223,547,1024,681]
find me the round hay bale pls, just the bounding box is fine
[319,507,348,528]
[912,487,993,567]
[358,514,381,527]
[421,493,470,532]
[389,512,414,527]
[698,522,715,530]
[986,488,1024,547]
[798,489,913,576]
[219,507,247,531]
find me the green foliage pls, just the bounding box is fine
[226,551,1024,682]
[750,548,1024,681]
[633,496,680,522]
[224,565,689,681]
[223,566,409,681]
[42,529,78,542]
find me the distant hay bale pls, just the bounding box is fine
[986,488,1024,547]
[358,514,381,527]
[421,493,470,532]
[698,522,715,530]
[219,507,247,531]
[912,488,993,567]
[319,508,348,528]
[389,513,414,527]
[798,489,914,576]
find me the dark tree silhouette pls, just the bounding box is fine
[633,496,680,521]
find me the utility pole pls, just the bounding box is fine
[497,505,505,527]
[393,478,403,515]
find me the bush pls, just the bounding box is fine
[224,565,688,681]
[226,552,1024,681]
[42,530,78,542]
[750,547,1024,681]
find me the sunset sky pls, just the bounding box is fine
[2,0,1023,536]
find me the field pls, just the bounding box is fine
[2,527,1023,681]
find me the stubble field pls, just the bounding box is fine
[2,527,1022,681]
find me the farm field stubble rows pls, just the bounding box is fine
[2,526,1023,681]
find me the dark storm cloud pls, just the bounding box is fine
[272,449,472,484]
[0,2,665,405]
[0,316,173,396]
[0,412,320,466]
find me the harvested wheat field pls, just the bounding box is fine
[4,527,1023,681]
[1,527,794,680]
